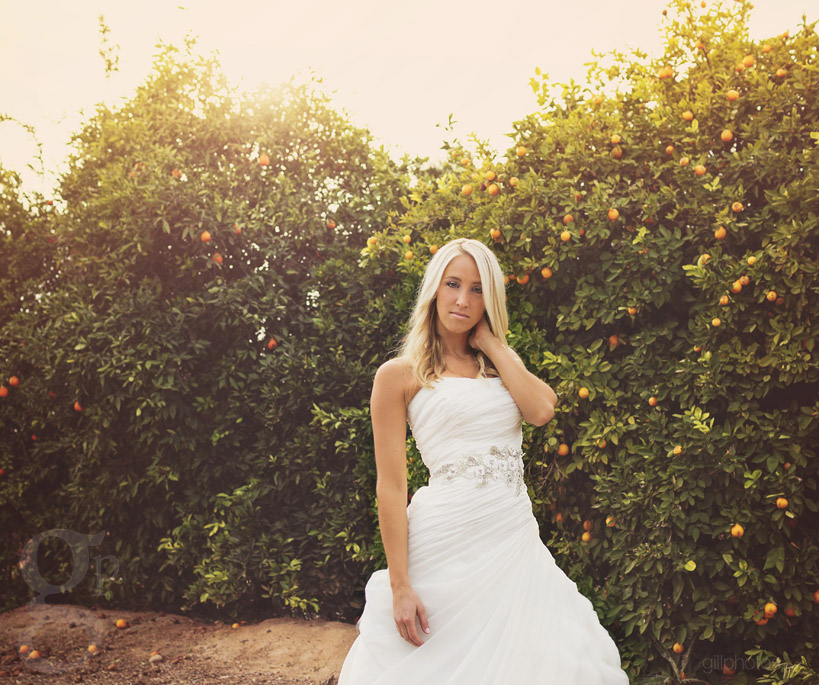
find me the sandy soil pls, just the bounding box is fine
[0,603,358,684]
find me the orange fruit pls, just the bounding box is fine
[611,146,623,159]
[682,110,694,121]
[762,44,772,54]
[234,223,242,234]
[574,191,582,200]
[776,68,787,78]
[592,96,603,106]
[813,589,819,604]
[560,230,572,242]
[212,252,222,265]
[485,170,496,182]
[695,39,705,49]
[558,443,569,456]
[429,245,438,254]
[732,201,744,212]
[627,306,638,316]
[693,345,702,352]
[727,89,740,101]
[200,231,211,243]
[367,236,377,246]
[487,184,499,196]
[517,146,527,157]
[776,497,788,509]
[581,531,592,542]
[232,622,240,629]
[673,445,682,454]
[731,523,744,538]
[606,515,616,527]
[784,606,795,617]
[18,645,29,654]
[490,228,501,239]
[563,214,574,225]
[673,642,684,654]
[171,168,182,179]
[607,208,619,221]
[115,618,128,629]
[462,184,473,196]
[764,602,777,617]
[516,274,530,285]
[583,520,593,531]
[766,290,777,302]
[719,295,729,305]
[743,55,755,68]
[680,157,690,167]
[461,157,470,167]
[88,644,99,654]
[596,438,607,448]
[74,401,83,411]
[0,386,8,398]
[747,255,757,266]
[666,144,675,155]
[258,153,270,166]
[509,177,518,187]
[28,649,41,659]
[608,334,619,347]
[555,512,563,523]
[610,134,621,145]
[578,387,589,399]
[736,63,745,73]
[404,250,413,260]
[701,254,711,264]
[712,317,721,327]
[267,337,277,349]
[741,276,751,288]
[694,164,706,175]
[714,226,727,240]
[9,376,19,387]
[721,129,734,142]
[541,267,553,279]
[648,396,658,407]
[731,280,742,293]
[578,227,585,236]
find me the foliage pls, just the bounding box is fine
[360,0,818,680]
[0,40,425,621]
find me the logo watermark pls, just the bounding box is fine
[15,528,118,675]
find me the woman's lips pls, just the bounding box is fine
[451,312,469,319]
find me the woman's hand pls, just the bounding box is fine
[467,314,494,353]
[392,584,430,646]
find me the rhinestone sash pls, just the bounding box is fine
[429,445,526,496]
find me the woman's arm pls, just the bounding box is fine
[370,359,430,646]
[371,359,411,587]
[469,318,557,425]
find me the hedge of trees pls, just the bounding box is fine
[1,1,817,681]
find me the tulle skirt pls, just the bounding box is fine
[338,476,629,684]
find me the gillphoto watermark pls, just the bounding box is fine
[16,528,118,675]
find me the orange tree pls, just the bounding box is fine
[0,41,425,621]
[358,0,818,680]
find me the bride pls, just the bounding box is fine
[339,238,629,683]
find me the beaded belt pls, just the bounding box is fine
[429,445,526,497]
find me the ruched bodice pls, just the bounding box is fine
[407,376,523,475]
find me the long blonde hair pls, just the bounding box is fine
[395,238,510,389]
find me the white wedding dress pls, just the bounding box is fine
[338,375,629,684]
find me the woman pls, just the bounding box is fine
[339,238,629,683]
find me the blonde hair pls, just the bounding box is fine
[394,238,510,389]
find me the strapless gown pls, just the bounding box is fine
[338,376,629,684]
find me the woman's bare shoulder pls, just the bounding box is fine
[374,357,420,408]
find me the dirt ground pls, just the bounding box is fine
[0,603,358,684]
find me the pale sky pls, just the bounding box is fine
[0,0,815,195]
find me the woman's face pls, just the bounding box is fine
[435,254,486,333]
